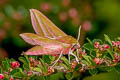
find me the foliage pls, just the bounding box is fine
[0,34,120,80]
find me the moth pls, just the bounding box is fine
[20,9,81,67]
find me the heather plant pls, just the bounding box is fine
[0,9,120,80]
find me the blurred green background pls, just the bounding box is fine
[0,0,120,79]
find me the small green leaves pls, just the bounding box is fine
[33,67,42,73]
[42,55,50,64]
[2,58,11,71]
[82,55,93,66]
[65,72,73,80]
[19,54,30,70]
[61,57,71,69]
[40,58,48,72]
[74,64,82,71]
[104,34,112,47]
[11,68,26,78]
[107,49,114,60]
[115,64,120,72]
[92,39,103,44]
[89,68,98,76]
[83,43,94,51]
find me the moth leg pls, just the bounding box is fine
[68,51,71,64]
[77,25,81,41]
[70,50,79,64]
[76,49,80,60]
[51,51,63,68]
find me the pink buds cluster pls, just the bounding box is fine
[11,61,20,69]
[94,42,100,49]
[94,42,110,51]
[27,71,33,76]
[113,53,120,63]
[29,57,42,67]
[99,44,110,51]
[29,57,35,63]
[0,74,5,79]
[94,58,103,65]
[112,41,120,50]
[78,48,86,55]
[71,60,77,69]
[9,76,14,80]
[48,67,54,74]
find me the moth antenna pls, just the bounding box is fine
[77,25,81,41]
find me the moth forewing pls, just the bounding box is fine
[30,9,67,38]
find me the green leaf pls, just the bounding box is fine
[13,72,23,78]
[92,39,103,44]
[30,75,45,80]
[0,67,2,73]
[104,34,112,47]
[49,56,55,62]
[42,55,50,64]
[2,61,10,71]
[74,64,82,71]
[61,57,71,69]
[50,72,64,80]
[37,64,44,71]
[11,68,19,75]
[83,55,93,65]
[61,63,68,69]
[4,74,9,80]
[89,68,98,76]
[86,38,92,45]
[40,58,48,72]
[33,67,42,72]
[23,63,30,70]
[65,72,73,80]
[24,54,30,64]
[19,56,27,64]
[115,64,120,72]
[12,68,26,78]
[107,49,114,60]
[81,60,89,66]
[83,43,94,51]
[104,66,114,72]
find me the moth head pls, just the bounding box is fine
[72,43,80,51]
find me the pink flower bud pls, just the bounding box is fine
[52,54,59,57]
[48,67,54,74]
[99,45,106,52]
[114,53,120,60]
[82,21,92,32]
[94,42,100,49]
[29,57,35,63]
[104,44,110,49]
[9,76,14,80]
[82,50,86,55]
[94,58,102,65]
[0,74,5,79]
[40,2,52,12]
[71,64,76,69]
[116,41,120,46]
[112,41,116,47]
[11,61,20,68]
[78,48,82,53]
[68,8,78,19]
[27,71,33,76]
[113,59,118,63]
[59,12,68,22]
